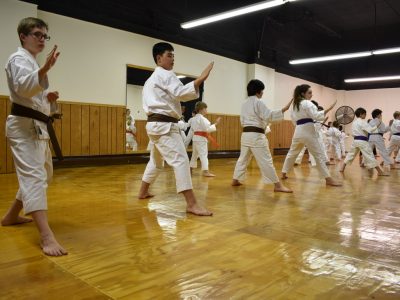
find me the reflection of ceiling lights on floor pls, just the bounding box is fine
[345,75,400,83]
[290,47,400,65]
[181,0,298,29]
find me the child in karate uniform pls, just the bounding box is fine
[231,79,293,192]
[138,42,214,216]
[189,101,221,177]
[340,107,388,176]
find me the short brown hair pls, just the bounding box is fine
[17,17,48,45]
[194,101,207,113]
[394,111,400,119]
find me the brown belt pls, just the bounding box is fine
[147,113,178,123]
[243,126,265,134]
[11,103,63,160]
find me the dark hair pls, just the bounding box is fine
[247,79,265,96]
[194,101,207,113]
[394,111,400,119]
[355,107,367,117]
[311,100,319,107]
[18,17,48,45]
[332,121,339,128]
[317,105,324,111]
[338,125,343,131]
[293,84,311,111]
[371,109,382,119]
[152,42,174,64]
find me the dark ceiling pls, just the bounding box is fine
[23,0,400,90]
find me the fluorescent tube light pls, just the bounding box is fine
[181,0,298,29]
[372,47,400,55]
[289,51,372,64]
[177,75,186,79]
[345,75,400,83]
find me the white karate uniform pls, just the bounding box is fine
[344,118,378,169]
[328,127,342,160]
[177,119,189,144]
[141,66,198,193]
[339,131,347,157]
[368,118,392,166]
[126,118,137,151]
[282,100,331,178]
[189,114,216,171]
[294,122,328,166]
[387,119,400,162]
[232,96,283,184]
[5,47,53,215]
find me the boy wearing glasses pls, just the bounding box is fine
[2,18,67,256]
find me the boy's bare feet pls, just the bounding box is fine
[138,192,155,199]
[186,204,213,216]
[203,171,216,177]
[274,182,293,193]
[40,235,68,256]
[138,181,154,199]
[231,179,242,186]
[281,173,288,180]
[325,177,342,186]
[1,215,32,226]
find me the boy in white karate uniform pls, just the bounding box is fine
[1,18,67,256]
[189,101,221,177]
[138,42,213,216]
[368,109,399,170]
[329,121,343,163]
[281,84,341,186]
[338,125,347,158]
[340,107,388,175]
[387,111,400,163]
[231,80,292,192]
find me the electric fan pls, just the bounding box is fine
[335,106,355,125]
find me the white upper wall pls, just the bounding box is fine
[1,1,399,118]
[344,87,400,124]
[0,0,37,95]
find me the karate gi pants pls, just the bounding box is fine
[142,125,192,193]
[344,140,378,169]
[190,141,209,171]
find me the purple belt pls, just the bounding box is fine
[354,136,368,141]
[296,118,314,125]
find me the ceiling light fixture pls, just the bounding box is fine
[181,0,298,29]
[290,51,372,64]
[290,46,400,65]
[345,75,400,83]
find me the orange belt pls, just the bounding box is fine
[194,131,219,147]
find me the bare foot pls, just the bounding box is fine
[294,163,299,166]
[40,235,68,256]
[1,216,33,226]
[138,192,155,199]
[186,204,213,216]
[281,173,288,180]
[203,171,216,177]
[274,186,293,193]
[231,179,242,186]
[325,178,342,186]
[378,172,390,176]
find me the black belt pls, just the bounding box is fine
[394,133,400,136]
[242,126,265,134]
[354,135,368,141]
[147,113,178,123]
[296,118,314,125]
[11,103,63,160]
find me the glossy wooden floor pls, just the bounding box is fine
[1,157,400,299]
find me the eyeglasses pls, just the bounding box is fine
[29,31,51,41]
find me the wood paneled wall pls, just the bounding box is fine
[0,96,126,174]
[1,95,295,174]
[133,113,295,152]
